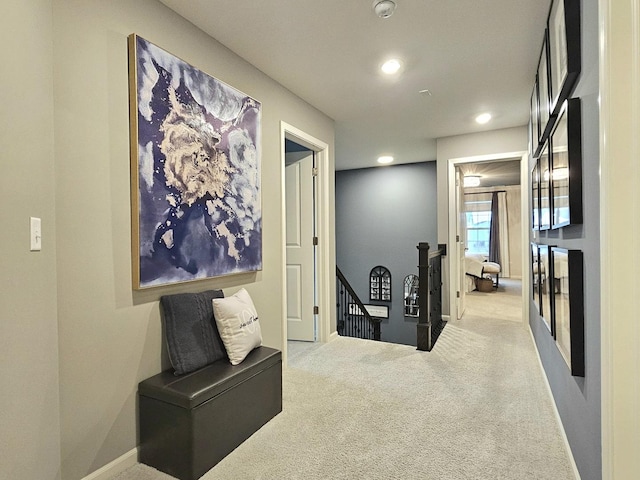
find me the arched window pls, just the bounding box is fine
[403,274,419,317]
[369,266,391,301]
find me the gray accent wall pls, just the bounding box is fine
[528,0,601,478]
[336,162,437,346]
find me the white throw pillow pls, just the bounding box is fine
[212,288,262,365]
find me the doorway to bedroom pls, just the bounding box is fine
[448,153,528,324]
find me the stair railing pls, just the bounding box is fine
[416,242,446,351]
[336,267,381,341]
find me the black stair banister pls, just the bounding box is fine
[336,267,381,341]
[416,242,446,351]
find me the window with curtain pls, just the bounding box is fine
[464,194,492,256]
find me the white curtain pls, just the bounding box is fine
[497,191,510,278]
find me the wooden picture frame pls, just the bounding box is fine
[551,247,585,376]
[548,0,581,116]
[539,244,554,335]
[128,34,262,289]
[551,98,583,228]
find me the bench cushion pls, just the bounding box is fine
[482,262,501,274]
[138,346,281,409]
[160,290,227,375]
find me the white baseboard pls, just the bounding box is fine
[328,331,339,342]
[81,448,138,480]
[442,314,451,322]
[527,329,581,480]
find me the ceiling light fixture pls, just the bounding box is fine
[463,175,481,188]
[373,0,397,19]
[475,113,492,124]
[377,156,394,165]
[381,59,401,74]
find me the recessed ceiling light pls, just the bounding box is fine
[475,113,492,124]
[377,156,394,164]
[381,59,401,75]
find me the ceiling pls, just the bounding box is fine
[158,0,549,171]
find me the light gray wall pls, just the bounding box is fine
[336,162,437,346]
[528,0,601,478]
[0,1,62,479]
[0,1,336,479]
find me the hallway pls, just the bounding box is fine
[461,277,523,323]
[116,277,575,480]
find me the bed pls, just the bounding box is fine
[464,254,501,292]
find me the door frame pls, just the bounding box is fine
[599,0,640,476]
[447,151,529,325]
[454,166,466,319]
[280,122,332,357]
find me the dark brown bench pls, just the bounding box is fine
[138,346,282,480]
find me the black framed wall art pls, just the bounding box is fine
[531,243,541,314]
[537,31,551,140]
[551,247,584,376]
[531,159,540,232]
[551,98,583,228]
[539,141,552,231]
[548,0,581,116]
[530,77,540,157]
[539,244,554,335]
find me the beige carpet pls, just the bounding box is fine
[112,278,575,480]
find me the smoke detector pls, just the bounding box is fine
[373,0,397,19]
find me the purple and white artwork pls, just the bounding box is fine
[129,35,262,289]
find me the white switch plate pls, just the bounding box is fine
[30,217,41,251]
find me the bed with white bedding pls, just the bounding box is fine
[464,254,501,292]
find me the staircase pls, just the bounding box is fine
[336,242,445,348]
[336,267,381,341]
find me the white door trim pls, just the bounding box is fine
[447,151,528,325]
[599,0,640,477]
[280,123,331,362]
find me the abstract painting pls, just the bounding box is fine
[128,35,262,289]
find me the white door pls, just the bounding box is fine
[456,168,467,319]
[285,153,316,341]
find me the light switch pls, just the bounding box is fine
[30,217,41,251]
